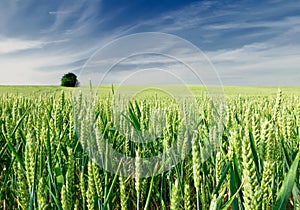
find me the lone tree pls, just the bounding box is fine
[61,72,79,87]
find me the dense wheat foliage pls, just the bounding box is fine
[0,87,299,209]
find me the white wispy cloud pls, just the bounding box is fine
[0,38,45,54]
[207,41,300,85]
[204,16,300,31]
[128,0,300,86]
[0,0,118,85]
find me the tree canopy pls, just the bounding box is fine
[61,72,79,87]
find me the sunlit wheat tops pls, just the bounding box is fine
[0,88,299,209]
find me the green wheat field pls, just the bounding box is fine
[0,85,299,209]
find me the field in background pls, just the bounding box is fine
[1,85,300,96]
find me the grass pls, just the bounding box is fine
[0,85,300,209]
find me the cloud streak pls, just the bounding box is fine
[0,38,45,54]
[130,0,300,86]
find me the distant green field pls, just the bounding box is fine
[221,86,300,96]
[0,86,70,95]
[0,85,299,96]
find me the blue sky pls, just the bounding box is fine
[0,0,300,86]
